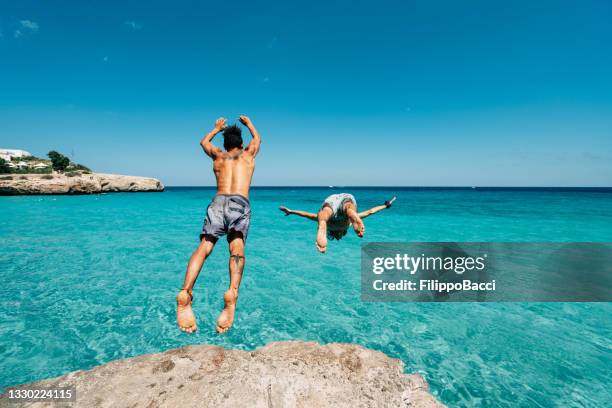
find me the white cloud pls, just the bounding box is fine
[14,20,39,38]
[20,20,39,31]
[124,20,142,30]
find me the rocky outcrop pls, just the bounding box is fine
[4,341,444,408]
[0,173,164,195]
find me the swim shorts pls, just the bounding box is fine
[201,194,251,241]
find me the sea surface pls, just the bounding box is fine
[1,187,611,407]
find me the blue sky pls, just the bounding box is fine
[1,0,611,186]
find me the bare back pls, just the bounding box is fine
[212,149,255,198]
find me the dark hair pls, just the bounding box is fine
[223,125,243,150]
[327,229,347,241]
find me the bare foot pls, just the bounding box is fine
[352,218,365,237]
[316,229,327,253]
[279,206,291,216]
[216,289,238,333]
[176,289,197,333]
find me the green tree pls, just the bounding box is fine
[0,158,11,174]
[70,163,91,172]
[47,151,70,172]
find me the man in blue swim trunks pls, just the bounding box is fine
[177,115,261,334]
[280,194,396,253]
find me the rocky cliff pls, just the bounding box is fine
[0,173,164,195]
[3,341,444,408]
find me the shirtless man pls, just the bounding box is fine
[177,115,261,333]
[280,194,396,253]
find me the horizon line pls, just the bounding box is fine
[164,185,612,189]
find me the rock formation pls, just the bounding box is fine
[0,173,164,195]
[3,341,444,408]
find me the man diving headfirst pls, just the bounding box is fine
[280,194,396,253]
[177,115,261,333]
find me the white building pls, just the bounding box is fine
[0,149,32,161]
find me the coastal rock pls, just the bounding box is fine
[6,341,444,408]
[0,173,164,195]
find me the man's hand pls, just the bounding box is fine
[239,115,252,127]
[214,117,227,132]
[201,117,226,158]
[241,115,261,156]
[384,196,397,208]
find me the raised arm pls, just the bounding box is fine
[279,206,318,221]
[200,117,226,158]
[357,196,396,219]
[240,115,261,157]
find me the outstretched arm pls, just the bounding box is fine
[357,196,396,219]
[279,206,318,221]
[240,115,261,157]
[201,118,226,158]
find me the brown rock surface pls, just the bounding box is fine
[2,341,444,408]
[0,173,164,195]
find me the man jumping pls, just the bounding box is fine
[177,115,261,333]
[280,194,396,253]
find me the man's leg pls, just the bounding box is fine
[176,236,216,333]
[344,202,365,237]
[316,206,333,253]
[216,232,245,333]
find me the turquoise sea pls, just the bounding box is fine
[1,187,611,407]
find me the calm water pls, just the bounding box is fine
[1,187,611,407]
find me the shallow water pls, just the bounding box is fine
[1,187,611,407]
